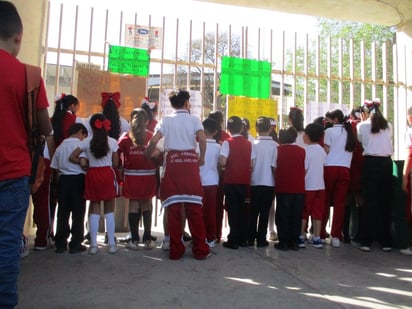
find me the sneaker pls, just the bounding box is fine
[206,239,217,248]
[308,237,323,249]
[298,236,306,248]
[161,238,170,251]
[331,237,340,248]
[88,246,98,255]
[360,246,371,252]
[107,245,119,254]
[382,247,392,252]
[125,240,139,250]
[144,240,156,250]
[400,248,412,255]
[269,231,278,241]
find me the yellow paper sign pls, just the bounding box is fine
[227,96,278,137]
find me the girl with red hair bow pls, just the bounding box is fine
[70,113,120,255]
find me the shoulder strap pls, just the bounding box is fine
[25,64,42,148]
[25,64,42,127]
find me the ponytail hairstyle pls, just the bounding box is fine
[288,106,304,132]
[51,94,79,145]
[169,89,190,108]
[130,108,148,147]
[101,92,121,140]
[362,98,388,133]
[89,113,110,159]
[325,109,356,152]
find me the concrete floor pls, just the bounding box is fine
[16,231,412,309]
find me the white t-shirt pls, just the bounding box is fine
[324,124,353,168]
[304,143,326,190]
[357,119,393,156]
[50,137,85,175]
[251,136,278,187]
[155,110,202,151]
[199,138,221,186]
[78,136,118,167]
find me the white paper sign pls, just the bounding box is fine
[125,24,163,50]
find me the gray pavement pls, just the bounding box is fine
[16,231,412,309]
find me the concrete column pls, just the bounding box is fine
[395,23,412,161]
[10,0,49,236]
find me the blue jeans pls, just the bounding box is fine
[0,177,29,309]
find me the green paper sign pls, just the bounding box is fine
[108,45,149,76]
[220,56,271,99]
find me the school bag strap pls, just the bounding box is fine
[24,64,45,193]
[25,64,42,142]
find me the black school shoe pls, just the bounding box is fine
[69,245,87,254]
[55,247,67,254]
[222,241,239,249]
[274,242,288,251]
[257,240,269,247]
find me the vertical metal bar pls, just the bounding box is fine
[279,30,285,128]
[349,39,354,107]
[200,21,206,112]
[188,20,192,90]
[87,7,94,63]
[392,42,399,159]
[43,1,51,78]
[147,14,151,96]
[338,38,343,106]
[270,29,274,118]
[159,16,165,99]
[292,32,297,105]
[118,10,122,46]
[371,42,376,100]
[174,18,179,88]
[54,3,64,96]
[258,27,261,60]
[360,40,365,103]
[315,35,320,105]
[382,42,388,117]
[211,22,216,111]
[327,36,331,104]
[241,26,244,58]
[102,9,108,70]
[245,26,248,59]
[70,5,79,93]
[304,33,308,110]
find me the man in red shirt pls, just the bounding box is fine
[0,2,52,307]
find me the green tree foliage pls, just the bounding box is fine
[177,32,240,115]
[287,18,395,118]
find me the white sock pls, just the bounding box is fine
[89,214,100,247]
[105,212,116,246]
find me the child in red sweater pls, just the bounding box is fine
[219,116,254,249]
[275,127,306,251]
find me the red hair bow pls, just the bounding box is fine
[94,119,111,131]
[101,92,121,109]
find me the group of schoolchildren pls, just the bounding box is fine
[31,88,412,260]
